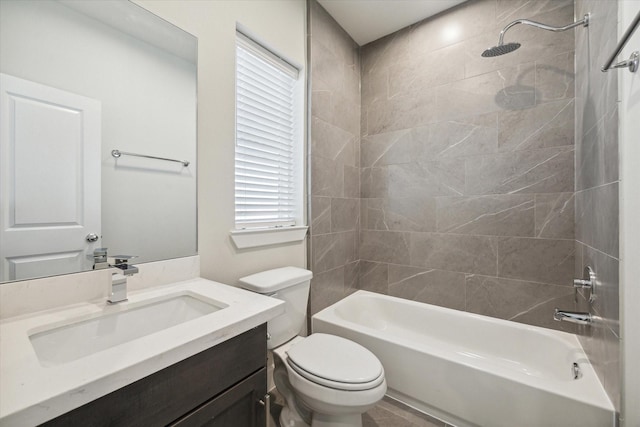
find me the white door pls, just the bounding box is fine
[0,74,101,281]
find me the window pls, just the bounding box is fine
[234,31,302,232]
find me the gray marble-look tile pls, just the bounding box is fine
[331,198,359,233]
[601,325,621,414]
[388,159,465,198]
[576,106,619,191]
[407,0,496,55]
[310,0,357,69]
[361,167,388,198]
[361,128,422,167]
[511,292,578,334]
[574,241,584,280]
[582,245,619,337]
[409,233,498,275]
[311,155,344,197]
[535,50,575,103]
[311,36,345,98]
[361,66,389,112]
[466,275,574,325]
[361,24,413,75]
[311,116,357,167]
[363,197,436,232]
[427,113,498,159]
[498,99,574,152]
[366,86,437,134]
[436,194,535,236]
[388,265,466,310]
[465,146,574,195]
[535,192,574,239]
[311,196,331,235]
[575,182,619,258]
[388,42,466,100]
[332,91,361,136]
[345,260,360,295]
[436,62,536,122]
[496,0,573,28]
[344,165,360,198]
[311,88,332,125]
[358,260,389,294]
[497,237,574,285]
[312,231,356,273]
[362,114,497,167]
[360,230,411,265]
[310,266,345,315]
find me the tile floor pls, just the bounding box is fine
[269,391,453,427]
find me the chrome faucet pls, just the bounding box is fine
[107,255,138,304]
[553,309,593,325]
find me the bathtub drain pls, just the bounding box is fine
[573,362,582,380]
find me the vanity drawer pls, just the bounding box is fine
[40,324,267,427]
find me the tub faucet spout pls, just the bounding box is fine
[554,309,592,325]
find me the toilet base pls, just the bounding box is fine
[279,406,309,427]
[311,412,362,427]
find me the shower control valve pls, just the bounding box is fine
[574,266,597,303]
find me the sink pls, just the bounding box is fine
[29,294,226,367]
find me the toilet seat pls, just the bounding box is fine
[285,333,384,391]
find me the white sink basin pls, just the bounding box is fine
[29,294,226,366]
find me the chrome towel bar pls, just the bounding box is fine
[111,149,190,167]
[602,9,640,73]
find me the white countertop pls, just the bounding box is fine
[0,278,284,426]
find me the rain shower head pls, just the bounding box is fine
[482,42,521,57]
[481,13,589,58]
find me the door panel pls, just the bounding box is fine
[0,73,101,281]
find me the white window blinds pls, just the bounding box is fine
[235,32,300,229]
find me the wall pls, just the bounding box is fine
[573,0,622,416]
[0,1,197,265]
[136,1,308,285]
[308,0,362,314]
[574,0,621,414]
[356,0,577,332]
[619,1,640,424]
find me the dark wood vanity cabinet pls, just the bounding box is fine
[41,324,268,427]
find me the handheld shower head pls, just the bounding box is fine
[481,13,589,58]
[481,42,521,57]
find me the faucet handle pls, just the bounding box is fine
[109,255,139,276]
[111,255,137,265]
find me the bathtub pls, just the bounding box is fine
[312,291,614,427]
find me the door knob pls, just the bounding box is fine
[86,233,99,243]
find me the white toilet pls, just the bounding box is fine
[238,267,386,427]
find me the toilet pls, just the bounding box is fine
[238,267,386,427]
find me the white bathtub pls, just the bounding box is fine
[312,291,614,427]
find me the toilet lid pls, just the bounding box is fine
[286,334,383,390]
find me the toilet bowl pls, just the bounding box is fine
[238,267,386,427]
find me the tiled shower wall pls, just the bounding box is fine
[357,0,577,332]
[310,0,588,332]
[575,0,620,413]
[308,0,361,314]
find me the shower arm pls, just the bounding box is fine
[497,14,590,46]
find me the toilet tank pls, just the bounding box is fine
[238,267,313,349]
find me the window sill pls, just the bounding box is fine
[230,225,308,249]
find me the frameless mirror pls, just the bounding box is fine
[0,0,197,283]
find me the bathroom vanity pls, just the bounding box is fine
[42,325,268,427]
[0,278,283,426]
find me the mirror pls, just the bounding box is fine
[0,0,197,283]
